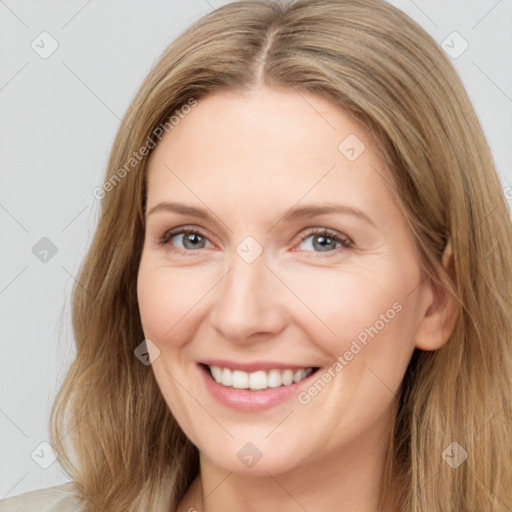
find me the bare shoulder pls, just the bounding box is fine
[0,482,82,512]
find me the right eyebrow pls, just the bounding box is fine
[146,201,211,219]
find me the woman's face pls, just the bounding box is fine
[137,87,434,475]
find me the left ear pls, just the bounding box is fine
[413,239,459,351]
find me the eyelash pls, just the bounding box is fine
[157,226,353,256]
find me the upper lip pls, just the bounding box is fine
[200,359,318,373]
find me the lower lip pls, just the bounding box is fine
[198,364,317,412]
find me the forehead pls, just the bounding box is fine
[148,87,374,169]
[145,88,399,226]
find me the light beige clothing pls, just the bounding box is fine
[0,482,82,512]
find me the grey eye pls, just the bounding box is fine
[299,234,341,252]
[177,232,208,250]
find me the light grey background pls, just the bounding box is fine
[1,0,511,499]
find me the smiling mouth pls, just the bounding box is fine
[202,364,320,391]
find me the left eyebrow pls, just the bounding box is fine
[280,203,376,228]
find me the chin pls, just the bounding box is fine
[198,437,307,477]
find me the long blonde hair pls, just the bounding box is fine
[50,0,512,510]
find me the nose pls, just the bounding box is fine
[208,250,287,344]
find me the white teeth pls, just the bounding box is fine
[293,369,306,383]
[221,367,232,386]
[232,370,249,389]
[249,370,267,390]
[210,366,223,382]
[281,369,294,386]
[208,365,314,390]
[267,369,282,388]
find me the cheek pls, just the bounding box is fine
[285,262,420,392]
[137,264,184,347]
[138,248,421,368]
[137,261,208,434]
[137,260,216,350]
[286,264,413,343]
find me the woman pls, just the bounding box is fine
[2,0,511,510]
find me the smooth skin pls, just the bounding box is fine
[137,87,457,512]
